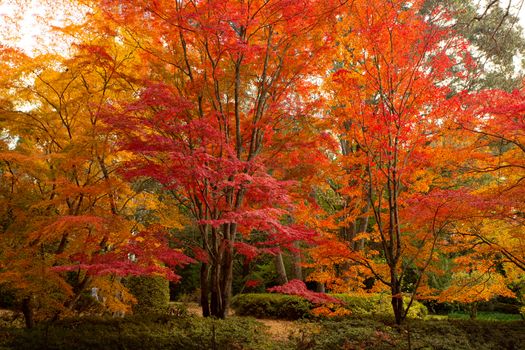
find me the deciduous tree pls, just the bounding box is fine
[313,0,475,324]
[95,0,340,318]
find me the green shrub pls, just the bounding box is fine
[332,293,428,319]
[126,275,170,315]
[482,301,521,314]
[166,302,190,317]
[231,293,428,320]
[231,293,312,320]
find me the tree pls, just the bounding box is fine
[0,40,191,326]
[449,88,525,274]
[95,0,340,318]
[315,0,475,324]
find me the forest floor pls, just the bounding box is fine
[0,304,524,349]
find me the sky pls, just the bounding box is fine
[0,0,79,55]
[0,1,48,53]
[1,0,525,55]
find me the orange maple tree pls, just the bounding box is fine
[0,40,192,326]
[309,0,483,324]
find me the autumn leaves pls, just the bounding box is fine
[0,0,524,325]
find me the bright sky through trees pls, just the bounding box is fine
[0,0,85,55]
[1,0,525,55]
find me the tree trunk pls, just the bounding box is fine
[391,278,404,325]
[469,303,478,320]
[292,243,303,280]
[274,251,288,285]
[356,204,370,251]
[22,297,34,329]
[200,263,210,317]
[67,275,92,311]
[219,237,235,319]
[210,261,221,317]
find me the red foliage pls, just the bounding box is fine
[52,227,194,282]
[245,279,261,288]
[267,279,342,304]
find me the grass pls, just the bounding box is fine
[447,311,523,321]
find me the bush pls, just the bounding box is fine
[231,293,312,320]
[0,285,16,309]
[126,276,170,315]
[231,293,428,320]
[332,293,428,319]
[0,314,277,350]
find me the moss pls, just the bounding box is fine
[1,313,523,350]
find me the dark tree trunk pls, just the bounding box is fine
[391,278,404,325]
[469,303,478,320]
[210,261,221,317]
[67,275,92,311]
[200,220,239,319]
[200,262,210,317]
[22,297,34,329]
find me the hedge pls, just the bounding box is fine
[231,293,428,320]
[231,293,312,320]
[2,314,523,350]
[332,293,428,319]
[126,276,170,315]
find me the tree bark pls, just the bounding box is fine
[22,297,34,329]
[210,261,220,317]
[219,235,235,319]
[469,303,478,320]
[391,277,404,325]
[291,243,303,281]
[200,262,210,317]
[274,251,288,285]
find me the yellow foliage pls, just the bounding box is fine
[91,276,137,314]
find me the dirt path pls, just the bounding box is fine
[182,302,304,341]
[257,319,302,341]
